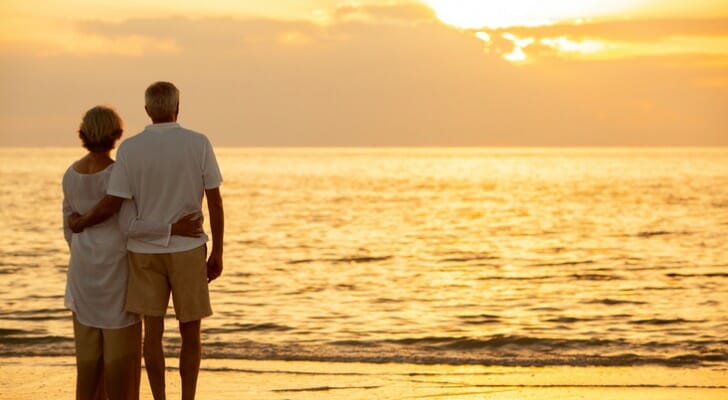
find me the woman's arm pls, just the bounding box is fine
[119,200,202,246]
[62,197,73,247]
[68,194,124,233]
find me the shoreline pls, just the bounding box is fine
[2,357,726,399]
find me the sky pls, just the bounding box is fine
[0,0,726,146]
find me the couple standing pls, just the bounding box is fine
[62,81,224,400]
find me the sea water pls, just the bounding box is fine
[1,147,726,367]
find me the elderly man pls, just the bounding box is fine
[70,81,224,400]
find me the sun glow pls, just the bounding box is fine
[502,33,534,62]
[541,37,606,55]
[420,0,641,28]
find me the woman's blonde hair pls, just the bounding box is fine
[78,106,123,152]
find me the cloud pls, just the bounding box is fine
[470,17,728,61]
[75,17,324,51]
[333,3,437,23]
[0,9,726,147]
[487,18,728,42]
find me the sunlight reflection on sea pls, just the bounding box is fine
[1,147,726,367]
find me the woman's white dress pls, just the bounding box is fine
[62,164,170,329]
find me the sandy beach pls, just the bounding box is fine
[1,357,726,399]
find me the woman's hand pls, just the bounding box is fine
[171,212,203,237]
[68,212,83,233]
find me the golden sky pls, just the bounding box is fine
[0,0,726,146]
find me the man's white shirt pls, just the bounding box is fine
[107,122,222,254]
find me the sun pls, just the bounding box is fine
[420,0,641,29]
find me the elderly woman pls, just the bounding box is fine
[62,106,200,400]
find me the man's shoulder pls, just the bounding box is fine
[117,130,150,148]
[176,125,210,142]
[119,125,210,150]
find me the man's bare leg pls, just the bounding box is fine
[144,316,166,400]
[179,320,201,400]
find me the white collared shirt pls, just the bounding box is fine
[107,122,222,254]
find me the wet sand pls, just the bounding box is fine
[1,357,726,399]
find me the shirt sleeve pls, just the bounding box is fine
[201,136,223,190]
[107,146,133,199]
[118,199,171,247]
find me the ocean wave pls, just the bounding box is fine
[287,256,393,265]
[583,298,647,306]
[0,308,69,321]
[636,231,691,238]
[3,343,724,368]
[477,275,559,281]
[570,273,623,281]
[529,260,595,267]
[666,272,728,278]
[0,334,73,356]
[458,314,501,324]
[630,318,703,325]
[196,339,728,367]
[5,329,723,367]
[438,254,499,263]
[0,328,35,336]
[376,335,624,351]
[205,323,294,334]
[544,317,594,324]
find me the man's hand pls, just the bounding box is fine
[171,212,203,237]
[68,212,83,233]
[207,252,223,283]
[205,187,224,283]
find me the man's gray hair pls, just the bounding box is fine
[145,81,179,120]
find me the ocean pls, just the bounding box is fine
[1,147,726,368]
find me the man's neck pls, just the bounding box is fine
[151,118,176,124]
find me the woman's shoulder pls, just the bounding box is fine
[69,155,115,175]
[63,160,115,193]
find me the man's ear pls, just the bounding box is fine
[174,103,180,120]
[145,105,152,119]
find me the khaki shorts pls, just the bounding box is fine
[126,245,212,322]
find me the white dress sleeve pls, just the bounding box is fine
[62,196,73,248]
[118,199,172,247]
